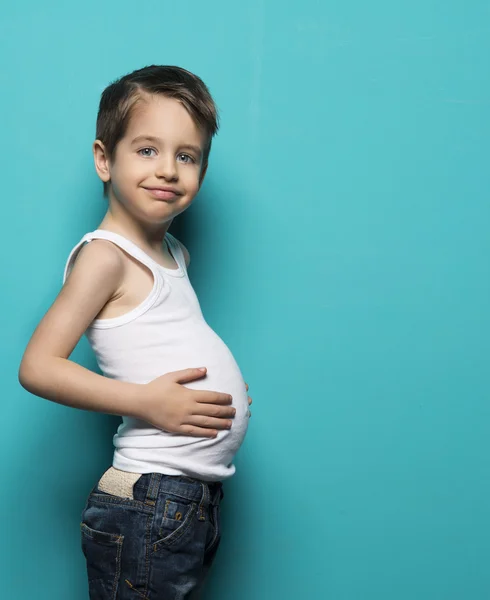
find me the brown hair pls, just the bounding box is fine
[95,65,220,197]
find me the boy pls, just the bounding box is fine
[19,65,252,599]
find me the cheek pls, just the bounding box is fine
[110,161,143,198]
[182,168,201,193]
[115,155,147,176]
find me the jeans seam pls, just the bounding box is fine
[112,535,123,600]
[89,493,154,513]
[205,503,220,554]
[124,578,150,599]
[144,510,153,595]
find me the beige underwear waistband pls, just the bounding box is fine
[97,466,142,500]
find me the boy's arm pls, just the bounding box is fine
[18,240,143,418]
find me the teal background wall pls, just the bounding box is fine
[2,1,489,598]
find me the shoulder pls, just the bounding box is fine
[77,238,125,268]
[67,238,125,283]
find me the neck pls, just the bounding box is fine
[98,199,173,251]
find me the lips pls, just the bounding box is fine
[144,187,182,200]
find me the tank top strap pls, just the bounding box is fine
[165,232,188,274]
[63,229,162,284]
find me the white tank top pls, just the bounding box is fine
[63,229,250,482]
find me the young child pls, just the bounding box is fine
[18,65,252,599]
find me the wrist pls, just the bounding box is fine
[118,381,148,420]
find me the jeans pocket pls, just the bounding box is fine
[81,522,123,600]
[153,497,198,551]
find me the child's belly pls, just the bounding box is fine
[110,323,250,481]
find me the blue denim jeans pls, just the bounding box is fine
[80,469,224,599]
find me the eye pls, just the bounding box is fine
[138,147,157,157]
[177,153,195,164]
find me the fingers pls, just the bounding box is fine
[195,391,233,405]
[245,382,249,391]
[193,391,252,410]
[180,426,219,438]
[171,367,208,383]
[187,416,233,431]
[191,403,236,419]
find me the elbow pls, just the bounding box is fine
[18,356,43,393]
[18,359,33,392]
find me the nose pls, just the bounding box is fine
[155,154,178,181]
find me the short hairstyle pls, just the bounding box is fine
[95,65,220,197]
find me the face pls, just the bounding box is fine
[94,94,208,227]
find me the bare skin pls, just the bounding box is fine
[18,93,252,436]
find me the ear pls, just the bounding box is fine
[93,140,112,183]
[198,161,208,188]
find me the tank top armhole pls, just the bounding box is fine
[61,230,166,329]
[165,233,188,274]
[63,237,91,284]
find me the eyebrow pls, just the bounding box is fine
[131,135,202,158]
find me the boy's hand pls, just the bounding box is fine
[245,382,252,417]
[139,367,237,437]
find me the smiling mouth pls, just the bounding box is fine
[144,188,182,200]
